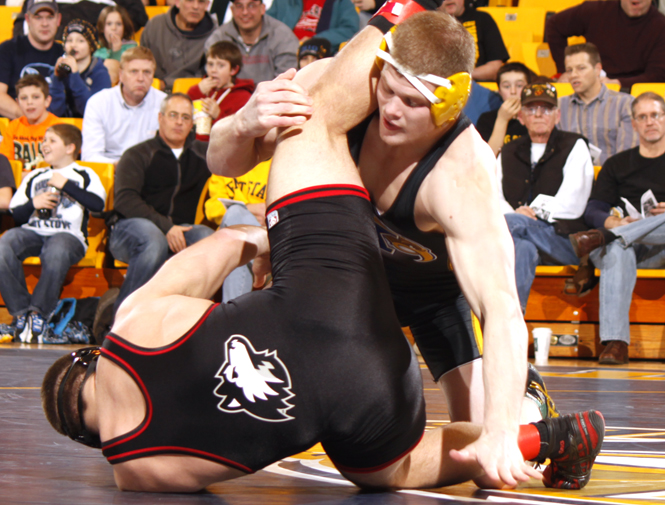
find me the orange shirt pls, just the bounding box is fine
[0,113,62,166]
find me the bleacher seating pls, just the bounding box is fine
[172,78,202,95]
[517,0,583,12]
[630,83,665,98]
[134,6,170,42]
[477,7,548,45]
[0,6,20,44]
[58,117,83,130]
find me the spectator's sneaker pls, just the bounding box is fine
[14,314,29,343]
[526,362,559,419]
[28,312,47,344]
[542,410,605,490]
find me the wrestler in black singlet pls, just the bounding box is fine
[101,186,426,474]
[349,114,482,381]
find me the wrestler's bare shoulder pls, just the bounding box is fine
[435,125,497,179]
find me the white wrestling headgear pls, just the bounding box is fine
[375,29,471,127]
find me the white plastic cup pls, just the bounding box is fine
[533,327,552,366]
[193,100,212,135]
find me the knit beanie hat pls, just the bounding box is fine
[63,19,99,54]
[298,37,332,61]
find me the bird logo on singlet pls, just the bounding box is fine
[373,217,437,263]
[214,335,295,422]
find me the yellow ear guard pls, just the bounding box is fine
[375,31,471,127]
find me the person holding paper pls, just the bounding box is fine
[496,82,594,313]
[568,92,665,364]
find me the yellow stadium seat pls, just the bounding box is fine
[630,83,665,98]
[518,0,583,12]
[58,117,83,130]
[478,7,548,43]
[0,6,21,44]
[24,162,114,269]
[134,27,143,43]
[0,116,9,137]
[152,78,161,89]
[10,159,22,187]
[146,6,169,18]
[172,77,202,95]
[552,82,574,97]
[515,42,556,77]
[478,82,498,91]
[605,83,621,92]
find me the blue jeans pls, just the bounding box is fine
[109,218,214,311]
[590,212,665,345]
[505,213,579,312]
[219,204,261,303]
[0,228,85,316]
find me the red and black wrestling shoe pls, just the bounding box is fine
[542,410,605,489]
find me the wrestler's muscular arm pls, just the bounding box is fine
[424,129,533,488]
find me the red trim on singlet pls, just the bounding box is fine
[104,303,219,356]
[331,430,425,474]
[266,184,370,214]
[105,446,254,474]
[100,348,154,451]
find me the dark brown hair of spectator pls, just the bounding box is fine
[15,74,50,98]
[206,41,243,73]
[496,62,533,87]
[564,43,601,67]
[391,12,475,78]
[41,353,87,438]
[120,46,156,69]
[97,5,135,48]
[47,124,83,157]
[631,91,665,118]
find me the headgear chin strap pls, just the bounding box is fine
[376,30,471,127]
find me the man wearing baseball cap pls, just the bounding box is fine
[0,0,62,119]
[297,37,331,68]
[496,82,596,311]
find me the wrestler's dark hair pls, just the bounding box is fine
[391,11,475,79]
[631,91,665,118]
[42,353,89,438]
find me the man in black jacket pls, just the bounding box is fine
[496,83,594,312]
[109,92,213,315]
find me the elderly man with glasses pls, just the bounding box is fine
[568,92,665,364]
[496,82,595,314]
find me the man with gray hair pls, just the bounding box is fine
[569,92,665,365]
[106,92,212,322]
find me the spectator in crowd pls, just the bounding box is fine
[49,19,112,118]
[0,0,62,119]
[441,0,509,82]
[477,62,531,156]
[140,0,217,90]
[0,75,62,170]
[94,5,138,85]
[187,41,254,141]
[204,0,299,84]
[266,0,358,53]
[0,154,17,211]
[497,83,594,313]
[12,0,148,42]
[108,93,212,318]
[204,159,268,302]
[351,0,379,29]
[297,36,330,68]
[0,124,105,343]
[569,93,665,365]
[82,46,166,163]
[546,0,665,88]
[558,43,638,166]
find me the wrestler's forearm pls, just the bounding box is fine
[207,115,265,177]
[144,226,269,300]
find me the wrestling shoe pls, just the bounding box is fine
[541,410,605,490]
[14,313,29,342]
[526,362,559,419]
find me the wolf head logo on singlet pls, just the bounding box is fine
[214,335,295,422]
[373,217,437,263]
